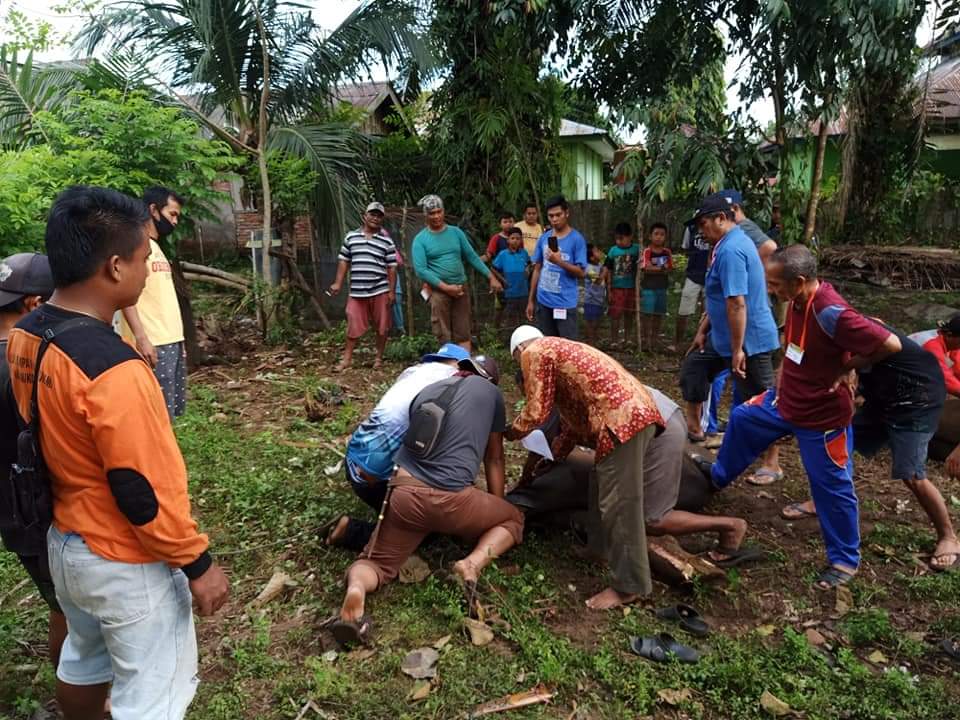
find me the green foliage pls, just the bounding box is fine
[841,609,895,646]
[244,151,319,222]
[0,89,238,254]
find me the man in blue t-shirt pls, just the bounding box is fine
[526,195,587,339]
[679,192,779,443]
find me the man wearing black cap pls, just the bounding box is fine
[679,192,780,444]
[0,253,67,672]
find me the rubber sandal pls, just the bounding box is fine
[704,435,724,450]
[330,615,373,648]
[781,502,817,520]
[942,638,960,661]
[814,566,855,591]
[655,603,710,637]
[746,468,784,486]
[929,553,960,573]
[319,515,348,546]
[708,545,766,568]
[629,633,700,664]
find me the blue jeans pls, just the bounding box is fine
[47,526,199,719]
[711,390,860,570]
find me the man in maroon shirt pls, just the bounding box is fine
[694,245,900,589]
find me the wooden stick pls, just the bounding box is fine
[181,262,250,287]
[183,272,248,291]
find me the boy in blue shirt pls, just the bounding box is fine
[527,195,587,339]
[493,227,531,328]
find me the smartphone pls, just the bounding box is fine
[548,236,559,252]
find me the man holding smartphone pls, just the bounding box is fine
[526,195,587,340]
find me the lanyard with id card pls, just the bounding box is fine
[785,286,819,366]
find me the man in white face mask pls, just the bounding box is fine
[118,186,188,419]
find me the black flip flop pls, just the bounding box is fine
[708,545,766,568]
[814,566,855,590]
[318,515,347,546]
[330,615,373,648]
[942,638,960,661]
[629,633,700,664]
[655,603,710,637]
[929,553,960,573]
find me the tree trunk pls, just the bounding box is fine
[401,205,416,336]
[170,259,206,369]
[254,2,275,335]
[803,116,830,245]
[771,27,789,211]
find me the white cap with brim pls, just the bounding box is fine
[365,201,385,214]
[510,325,544,355]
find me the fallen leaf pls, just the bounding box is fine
[834,585,853,617]
[867,649,888,664]
[905,631,926,643]
[351,648,376,661]
[804,628,826,647]
[759,690,792,716]
[464,618,495,646]
[209,412,228,422]
[323,461,343,476]
[398,554,431,584]
[321,650,338,663]
[409,679,431,701]
[468,684,555,717]
[622,606,631,617]
[251,570,296,606]
[657,688,693,706]
[401,648,439,679]
[433,634,453,650]
[756,624,777,637]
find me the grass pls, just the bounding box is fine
[3,302,960,718]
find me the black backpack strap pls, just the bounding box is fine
[28,317,97,450]
[408,374,463,417]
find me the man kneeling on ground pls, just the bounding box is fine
[335,356,523,644]
[508,371,752,570]
[326,343,470,551]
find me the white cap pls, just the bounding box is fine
[510,325,544,355]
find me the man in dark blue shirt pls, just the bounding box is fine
[675,226,711,348]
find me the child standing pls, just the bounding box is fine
[603,222,640,346]
[583,243,606,345]
[640,222,673,351]
[492,227,531,330]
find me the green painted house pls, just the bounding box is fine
[558,119,617,200]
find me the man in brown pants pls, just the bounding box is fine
[506,326,665,610]
[335,356,522,643]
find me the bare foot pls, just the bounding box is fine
[340,584,365,623]
[334,359,351,373]
[325,515,350,546]
[373,358,384,370]
[452,558,480,584]
[930,536,960,570]
[585,586,639,610]
[708,518,748,562]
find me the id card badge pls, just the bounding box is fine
[785,342,804,365]
[553,308,567,320]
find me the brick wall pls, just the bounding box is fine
[233,211,313,250]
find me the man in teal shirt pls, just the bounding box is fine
[412,195,502,350]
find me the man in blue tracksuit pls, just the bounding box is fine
[694,244,901,589]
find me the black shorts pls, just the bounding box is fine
[17,551,62,614]
[679,336,775,404]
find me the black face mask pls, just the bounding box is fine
[154,214,175,237]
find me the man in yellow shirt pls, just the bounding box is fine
[514,203,544,257]
[120,187,187,418]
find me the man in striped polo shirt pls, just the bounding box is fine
[329,202,397,371]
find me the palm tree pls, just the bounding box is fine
[76,0,427,310]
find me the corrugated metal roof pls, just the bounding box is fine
[334,81,396,113]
